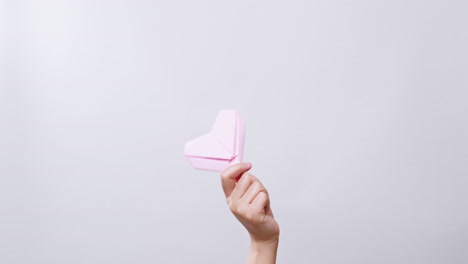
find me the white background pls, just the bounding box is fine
[1,0,467,263]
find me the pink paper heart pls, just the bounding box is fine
[184,110,246,172]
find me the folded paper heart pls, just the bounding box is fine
[184,110,246,172]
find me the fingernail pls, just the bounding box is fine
[244,162,252,168]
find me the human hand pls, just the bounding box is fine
[220,162,280,244]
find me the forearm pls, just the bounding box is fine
[246,238,279,264]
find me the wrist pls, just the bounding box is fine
[247,236,279,264]
[250,236,279,248]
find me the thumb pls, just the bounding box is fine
[220,162,252,198]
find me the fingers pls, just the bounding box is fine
[220,162,252,198]
[241,180,265,204]
[251,191,270,211]
[230,172,256,199]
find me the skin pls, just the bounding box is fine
[220,162,280,264]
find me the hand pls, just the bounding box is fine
[221,162,280,258]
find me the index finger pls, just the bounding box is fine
[220,162,252,198]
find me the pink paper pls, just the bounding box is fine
[184,110,246,172]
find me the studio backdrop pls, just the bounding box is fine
[1,0,467,263]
